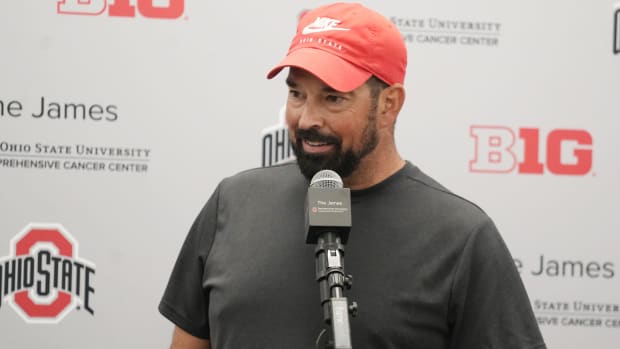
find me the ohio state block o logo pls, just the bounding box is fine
[1,223,96,324]
[13,228,74,319]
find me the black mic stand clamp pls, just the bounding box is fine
[315,231,357,349]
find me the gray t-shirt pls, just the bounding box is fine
[159,162,546,349]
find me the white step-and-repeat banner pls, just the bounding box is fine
[1,1,618,348]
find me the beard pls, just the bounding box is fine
[291,107,379,181]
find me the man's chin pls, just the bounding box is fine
[295,156,332,180]
[292,142,351,180]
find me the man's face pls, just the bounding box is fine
[285,68,379,181]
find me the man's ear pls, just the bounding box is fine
[378,83,406,128]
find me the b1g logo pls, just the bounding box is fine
[57,0,184,19]
[470,126,593,175]
[0,223,95,324]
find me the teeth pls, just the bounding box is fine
[306,140,328,146]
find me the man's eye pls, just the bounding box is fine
[289,90,301,98]
[326,95,344,103]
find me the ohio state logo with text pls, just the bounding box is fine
[0,223,95,324]
[470,125,593,175]
[57,0,184,19]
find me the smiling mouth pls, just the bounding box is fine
[295,128,340,154]
[305,140,330,146]
[302,139,335,153]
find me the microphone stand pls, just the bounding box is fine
[314,231,356,349]
[305,170,356,348]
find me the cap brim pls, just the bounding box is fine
[267,48,372,92]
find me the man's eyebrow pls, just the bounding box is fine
[322,86,341,94]
[285,76,347,94]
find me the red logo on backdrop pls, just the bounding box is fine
[469,125,593,175]
[57,0,184,19]
[0,223,95,324]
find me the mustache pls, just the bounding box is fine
[294,128,340,145]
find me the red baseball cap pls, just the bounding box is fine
[267,2,407,92]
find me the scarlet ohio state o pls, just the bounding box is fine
[0,224,95,323]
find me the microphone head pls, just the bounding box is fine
[306,169,351,244]
[310,170,343,189]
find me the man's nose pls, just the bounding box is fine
[297,102,324,130]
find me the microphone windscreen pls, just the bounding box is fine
[310,170,343,189]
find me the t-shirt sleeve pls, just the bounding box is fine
[158,184,221,340]
[448,217,546,349]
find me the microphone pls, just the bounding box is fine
[306,170,355,349]
[305,170,352,244]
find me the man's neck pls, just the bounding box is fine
[343,152,405,190]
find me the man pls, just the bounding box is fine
[159,3,546,349]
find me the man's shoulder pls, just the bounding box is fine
[218,162,307,196]
[225,162,303,183]
[400,163,491,227]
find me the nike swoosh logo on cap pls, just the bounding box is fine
[302,17,351,35]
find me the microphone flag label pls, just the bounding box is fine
[305,188,351,244]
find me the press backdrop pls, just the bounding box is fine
[1,1,619,348]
